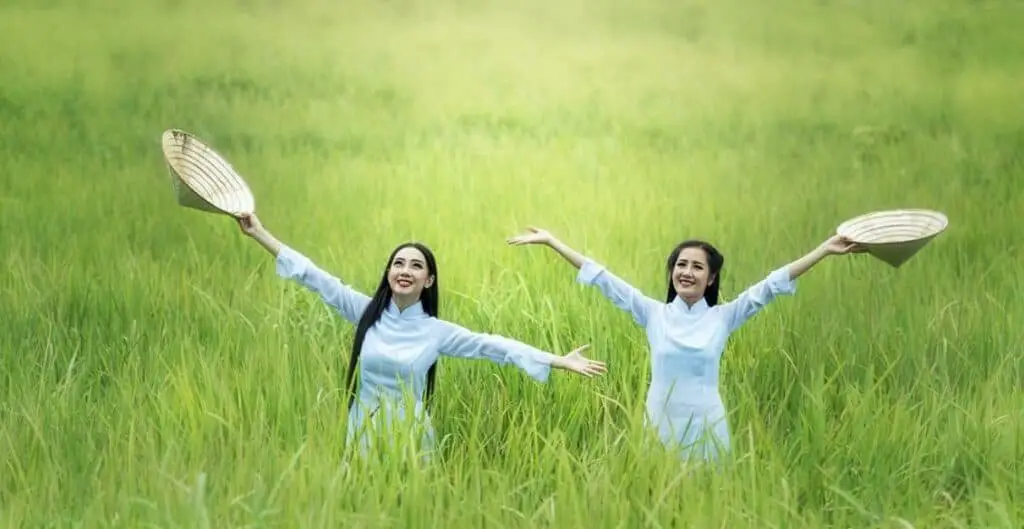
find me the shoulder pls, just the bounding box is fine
[426,317,464,337]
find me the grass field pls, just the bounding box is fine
[2,0,1022,526]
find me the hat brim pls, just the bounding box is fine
[837,209,949,268]
[161,129,255,217]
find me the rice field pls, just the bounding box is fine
[1,0,1022,526]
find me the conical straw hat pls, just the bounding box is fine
[836,209,948,268]
[160,129,255,217]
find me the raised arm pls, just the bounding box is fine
[239,214,285,257]
[720,234,864,332]
[507,226,587,269]
[237,213,371,324]
[785,234,863,280]
[508,227,659,327]
[436,320,607,382]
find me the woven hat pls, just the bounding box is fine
[160,129,255,217]
[836,209,948,268]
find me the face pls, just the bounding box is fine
[387,246,434,300]
[671,247,715,302]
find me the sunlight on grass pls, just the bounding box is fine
[0,0,1021,526]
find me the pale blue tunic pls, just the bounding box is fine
[576,258,797,462]
[275,246,553,459]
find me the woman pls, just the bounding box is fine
[237,214,607,460]
[507,226,864,462]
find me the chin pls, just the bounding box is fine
[675,289,701,299]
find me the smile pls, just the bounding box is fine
[397,279,413,287]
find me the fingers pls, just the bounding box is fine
[571,348,607,376]
[841,242,868,254]
[505,232,533,245]
[578,361,607,377]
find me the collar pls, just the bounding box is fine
[387,299,426,318]
[670,295,709,314]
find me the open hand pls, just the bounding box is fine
[554,344,607,377]
[822,234,867,255]
[506,226,554,246]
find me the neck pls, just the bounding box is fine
[392,294,419,311]
[679,293,703,307]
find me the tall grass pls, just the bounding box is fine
[1,0,1021,526]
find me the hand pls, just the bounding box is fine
[821,234,867,255]
[506,226,554,246]
[237,213,264,238]
[553,344,607,377]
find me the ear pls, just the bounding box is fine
[425,275,435,288]
[708,273,717,285]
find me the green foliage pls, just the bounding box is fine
[1,0,1021,526]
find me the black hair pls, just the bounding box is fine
[665,239,725,306]
[346,242,439,411]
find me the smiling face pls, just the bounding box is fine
[670,246,716,304]
[387,246,435,303]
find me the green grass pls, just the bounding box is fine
[2,0,1022,526]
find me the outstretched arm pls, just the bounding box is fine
[721,234,865,332]
[236,213,371,324]
[508,227,659,327]
[785,234,862,280]
[239,214,284,257]
[436,321,607,383]
[507,227,588,270]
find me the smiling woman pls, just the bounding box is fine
[507,226,865,463]
[233,213,607,461]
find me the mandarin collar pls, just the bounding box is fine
[387,299,426,318]
[670,295,709,314]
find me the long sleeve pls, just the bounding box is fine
[576,258,658,327]
[436,322,553,383]
[719,266,797,333]
[275,245,372,324]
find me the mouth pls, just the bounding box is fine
[677,277,695,288]
[396,278,413,288]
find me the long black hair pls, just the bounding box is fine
[665,239,725,306]
[346,242,440,411]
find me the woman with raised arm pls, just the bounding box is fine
[507,226,864,463]
[237,214,607,460]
